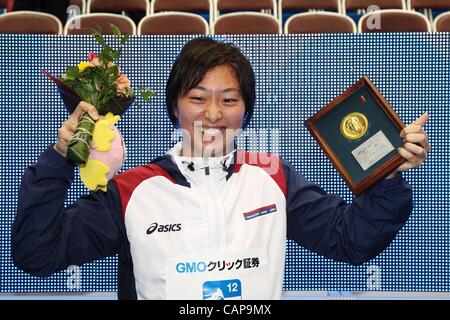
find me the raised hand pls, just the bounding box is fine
[54,101,99,157]
[397,112,431,172]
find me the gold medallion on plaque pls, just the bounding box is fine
[340,112,368,140]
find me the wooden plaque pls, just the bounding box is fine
[305,76,407,196]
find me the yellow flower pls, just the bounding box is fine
[79,159,109,192]
[92,114,119,152]
[104,112,120,125]
[81,112,122,192]
[77,61,93,72]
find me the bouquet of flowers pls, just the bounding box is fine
[43,25,154,191]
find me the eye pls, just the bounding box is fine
[189,96,206,103]
[223,98,239,105]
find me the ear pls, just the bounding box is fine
[173,107,179,123]
[172,107,180,128]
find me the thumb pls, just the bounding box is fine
[411,112,429,127]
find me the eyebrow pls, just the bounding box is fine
[191,86,241,94]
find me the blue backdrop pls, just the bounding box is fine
[0,34,449,293]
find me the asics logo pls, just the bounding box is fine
[146,222,182,235]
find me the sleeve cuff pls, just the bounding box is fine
[379,173,403,186]
[34,145,76,181]
[42,145,76,166]
[368,173,405,194]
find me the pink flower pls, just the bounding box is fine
[88,55,130,96]
[91,57,117,70]
[115,74,131,96]
[90,57,100,67]
[88,52,97,61]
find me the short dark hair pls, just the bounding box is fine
[166,37,255,129]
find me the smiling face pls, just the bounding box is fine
[175,64,245,157]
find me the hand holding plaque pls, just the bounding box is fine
[306,76,408,196]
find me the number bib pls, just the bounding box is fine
[165,250,269,300]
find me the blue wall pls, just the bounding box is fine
[1,34,449,293]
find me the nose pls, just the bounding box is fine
[204,99,222,123]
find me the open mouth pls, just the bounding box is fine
[195,125,227,136]
[196,127,226,145]
[201,127,226,136]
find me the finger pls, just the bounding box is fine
[72,101,99,121]
[396,162,414,172]
[70,102,85,120]
[404,133,430,149]
[411,112,429,127]
[398,146,415,162]
[400,125,425,137]
[58,126,74,143]
[62,119,78,133]
[403,142,427,160]
[397,147,424,171]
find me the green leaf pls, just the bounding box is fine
[93,76,101,91]
[110,24,121,37]
[73,86,89,102]
[96,70,109,83]
[111,49,121,60]
[91,93,100,108]
[120,34,130,46]
[111,65,119,79]
[93,33,105,46]
[99,50,113,64]
[80,83,96,93]
[125,87,134,97]
[65,65,79,79]
[91,25,103,37]
[111,82,118,92]
[137,86,156,102]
